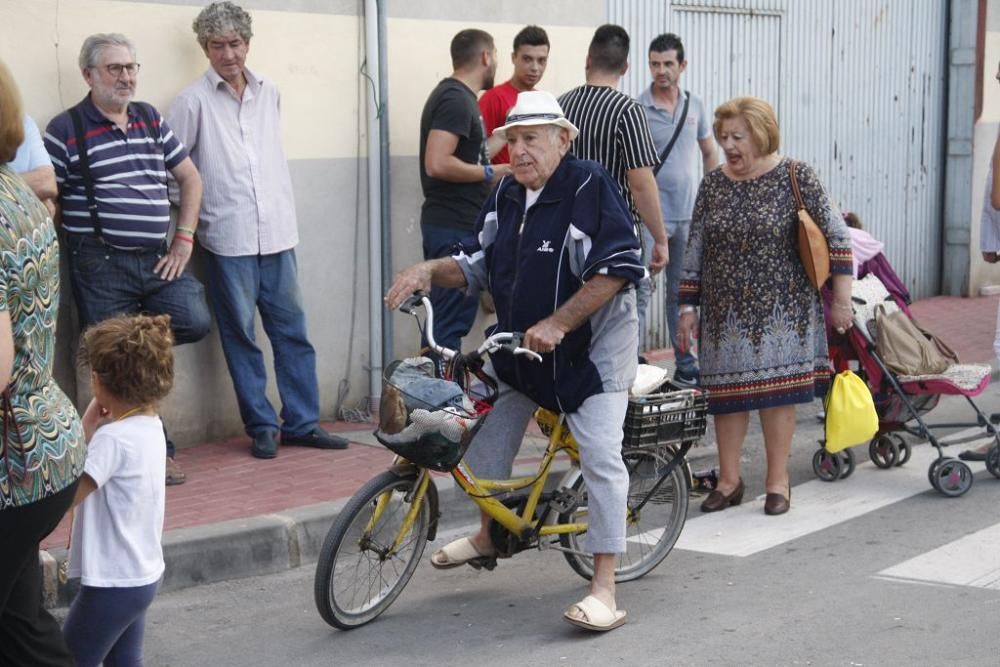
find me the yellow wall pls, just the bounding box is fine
[1,2,597,159]
[386,18,596,155]
[0,0,362,161]
[0,0,608,439]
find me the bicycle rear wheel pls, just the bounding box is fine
[558,445,689,582]
[314,470,432,629]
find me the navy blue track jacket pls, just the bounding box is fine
[455,154,645,413]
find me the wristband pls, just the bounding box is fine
[173,234,194,245]
[483,164,494,183]
[679,305,696,314]
[175,226,196,236]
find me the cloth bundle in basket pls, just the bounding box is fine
[375,357,491,471]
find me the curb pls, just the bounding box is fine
[42,458,572,609]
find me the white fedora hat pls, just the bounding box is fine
[493,90,579,141]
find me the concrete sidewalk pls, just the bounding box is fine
[39,293,998,607]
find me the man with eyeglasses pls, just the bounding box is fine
[44,33,211,485]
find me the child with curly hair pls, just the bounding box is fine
[62,314,175,667]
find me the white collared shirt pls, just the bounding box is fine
[167,67,298,256]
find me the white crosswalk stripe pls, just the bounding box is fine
[875,523,1000,590]
[626,422,1000,591]
[669,444,943,557]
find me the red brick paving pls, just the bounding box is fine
[910,295,998,364]
[41,295,999,551]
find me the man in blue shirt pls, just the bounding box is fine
[9,116,57,216]
[639,33,719,386]
[387,91,643,632]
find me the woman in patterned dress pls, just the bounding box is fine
[0,60,86,665]
[676,97,854,515]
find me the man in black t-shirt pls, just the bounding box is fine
[418,28,509,352]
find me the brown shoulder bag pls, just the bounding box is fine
[874,305,958,376]
[789,160,830,289]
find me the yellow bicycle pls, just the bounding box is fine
[313,295,706,630]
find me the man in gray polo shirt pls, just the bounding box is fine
[639,33,719,386]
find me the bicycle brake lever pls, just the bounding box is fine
[498,333,543,362]
[399,291,427,315]
[515,348,543,362]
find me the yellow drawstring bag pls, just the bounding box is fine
[824,370,878,453]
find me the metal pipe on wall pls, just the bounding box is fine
[378,0,393,371]
[365,0,383,409]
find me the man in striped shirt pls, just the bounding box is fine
[558,25,668,357]
[45,33,211,485]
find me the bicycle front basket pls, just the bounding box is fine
[374,357,492,472]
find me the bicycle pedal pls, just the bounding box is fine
[467,556,498,571]
[549,487,581,514]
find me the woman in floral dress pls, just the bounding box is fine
[677,97,853,515]
[0,60,85,665]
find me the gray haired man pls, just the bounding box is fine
[44,32,210,485]
[167,2,349,458]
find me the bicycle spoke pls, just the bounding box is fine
[560,449,687,583]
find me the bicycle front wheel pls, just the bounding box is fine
[314,470,432,629]
[559,445,689,582]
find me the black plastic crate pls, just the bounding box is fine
[624,380,708,448]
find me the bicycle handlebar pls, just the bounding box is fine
[399,294,542,363]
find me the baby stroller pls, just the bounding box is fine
[813,272,1000,497]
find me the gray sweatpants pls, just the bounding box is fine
[464,374,629,554]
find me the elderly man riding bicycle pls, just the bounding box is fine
[386,90,645,632]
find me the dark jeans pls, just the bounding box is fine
[66,234,211,345]
[204,249,320,437]
[0,480,79,667]
[63,580,160,667]
[421,223,478,352]
[67,233,211,457]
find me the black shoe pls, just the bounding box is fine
[958,449,988,462]
[251,431,278,459]
[282,427,349,450]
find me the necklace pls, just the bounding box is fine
[115,405,153,421]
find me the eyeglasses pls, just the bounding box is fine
[100,63,141,77]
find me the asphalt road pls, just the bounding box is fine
[128,387,1000,665]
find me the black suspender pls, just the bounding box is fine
[651,91,690,178]
[66,102,160,244]
[68,105,104,241]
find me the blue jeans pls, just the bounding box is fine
[637,222,698,376]
[63,580,160,667]
[67,234,211,458]
[204,249,320,437]
[421,223,478,352]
